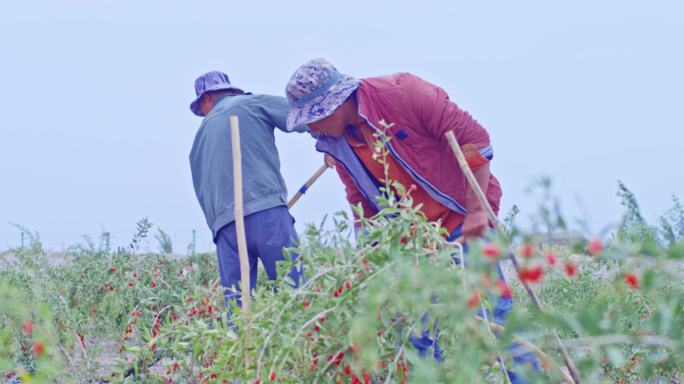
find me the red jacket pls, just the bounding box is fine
[319,73,502,223]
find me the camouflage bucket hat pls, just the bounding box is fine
[285,58,361,131]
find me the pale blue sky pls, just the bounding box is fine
[1,1,682,252]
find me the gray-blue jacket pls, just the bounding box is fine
[189,93,307,240]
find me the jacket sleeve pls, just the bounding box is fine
[333,159,378,227]
[261,95,310,133]
[402,74,493,162]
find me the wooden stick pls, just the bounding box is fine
[446,240,571,383]
[230,115,252,370]
[206,164,327,301]
[287,163,329,209]
[444,133,542,305]
[445,130,581,384]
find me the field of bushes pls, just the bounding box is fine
[1,181,683,383]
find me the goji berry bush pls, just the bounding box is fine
[1,182,683,383]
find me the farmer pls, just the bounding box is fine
[189,71,307,317]
[284,59,537,381]
[285,59,500,239]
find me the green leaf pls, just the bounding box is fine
[642,269,658,290]
[667,241,684,259]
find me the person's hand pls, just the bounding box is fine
[462,210,489,239]
[324,154,336,169]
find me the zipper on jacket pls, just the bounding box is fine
[358,112,468,215]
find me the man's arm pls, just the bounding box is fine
[261,95,310,133]
[404,74,494,237]
[462,159,491,238]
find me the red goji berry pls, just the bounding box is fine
[22,320,33,336]
[362,372,371,384]
[564,262,577,278]
[545,250,558,266]
[482,243,500,260]
[496,280,512,299]
[625,272,640,289]
[467,291,480,309]
[309,357,319,371]
[519,265,544,283]
[588,238,603,256]
[32,341,45,357]
[521,243,535,258]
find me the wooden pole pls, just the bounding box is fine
[206,164,328,299]
[230,115,252,370]
[287,164,329,209]
[445,130,581,384]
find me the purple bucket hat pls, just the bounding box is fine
[285,58,361,131]
[190,71,244,116]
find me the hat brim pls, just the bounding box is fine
[286,75,361,131]
[190,84,244,116]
